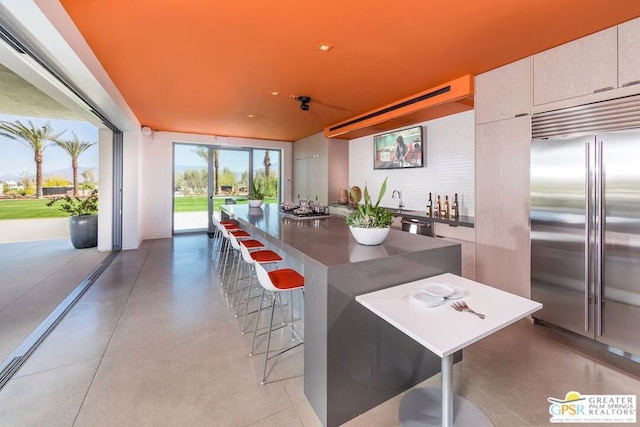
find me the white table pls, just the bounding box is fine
[355,273,542,427]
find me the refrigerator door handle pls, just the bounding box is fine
[595,139,604,337]
[584,142,591,332]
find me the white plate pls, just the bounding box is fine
[422,282,455,298]
[407,290,445,307]
[445,286,469,300]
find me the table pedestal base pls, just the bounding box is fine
[399,388,494,427]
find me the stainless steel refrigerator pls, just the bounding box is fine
[530,95,640,358]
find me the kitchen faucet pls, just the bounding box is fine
[391,190,404,210]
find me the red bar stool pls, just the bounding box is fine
[249,258,304,385]
[236,242,283,333]
[211,214,242,263]
[219,225,252,290]
[228,234,280,306]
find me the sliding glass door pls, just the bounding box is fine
[173,144,281,233]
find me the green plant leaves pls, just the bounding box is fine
[345,177,392,228]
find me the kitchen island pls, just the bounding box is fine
[220,204,462,426]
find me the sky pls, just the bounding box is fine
[173,143,279,173]
[0,113,99,178]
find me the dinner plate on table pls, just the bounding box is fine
[407,290,445,307]
[445,286,469,300]
[421,282,455,298]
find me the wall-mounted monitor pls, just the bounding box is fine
[373,126,424,170]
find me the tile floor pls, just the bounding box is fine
[0,239,108,363]
[0,234,639,426]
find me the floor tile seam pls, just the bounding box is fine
[247,405,302,426]
[0,253,102,313]
[70,242,156,427]
[276,370,308,425]
[100,327,226,359]
[10,355,103,380]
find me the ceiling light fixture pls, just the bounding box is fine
[271,91,279,96]
[316,43,333,52]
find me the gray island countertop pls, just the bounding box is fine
[220,204,462,427]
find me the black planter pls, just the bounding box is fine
[68,215,98,249]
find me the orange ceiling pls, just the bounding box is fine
[59,0,640,142]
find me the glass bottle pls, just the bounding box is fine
[451,193,459,220]
[426,192,433,216]
[436,195,441,218]
[444,195,450,218]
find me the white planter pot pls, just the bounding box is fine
[248,199,263,208]
[349,226,390,246]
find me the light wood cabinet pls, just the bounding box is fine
[433,223,475,280]
[533,27,617,105]
[618,17,640,89]
[475,57,532,124]
[292,136,348,205]
[475,116,531,297]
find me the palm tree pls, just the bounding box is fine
[55,132,96,196]
[0,120,64,198]
[263,150,271,178]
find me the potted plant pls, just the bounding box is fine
[47,189,98,249]
[345,177,394,245]
[247,178,265,208]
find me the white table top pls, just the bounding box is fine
[355,273,542,358]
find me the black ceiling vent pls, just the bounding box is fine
[329,85,451,132]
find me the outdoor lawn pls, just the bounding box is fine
[0,196,279,220]
[0,198,69,220]
[174,196,278,212]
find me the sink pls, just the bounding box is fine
[382,206,411,215]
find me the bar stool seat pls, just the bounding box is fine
[268,269,304,290]
[240,239,265,249]
[230,229,251,238]
[250,250,283,263]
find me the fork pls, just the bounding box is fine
[451,301,485,319]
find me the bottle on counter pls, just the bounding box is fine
[444,195,450,218]
[436,195,442,218]
[451,193,459,220]
[426,192,433,216]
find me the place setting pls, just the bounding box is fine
[406,282,469,308]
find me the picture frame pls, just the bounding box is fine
[373,126,424,169]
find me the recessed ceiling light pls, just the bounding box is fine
[248,114,255,118]
[316,43,333,52]
[270,91,279,96]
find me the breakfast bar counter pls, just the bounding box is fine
[220,204,462,426]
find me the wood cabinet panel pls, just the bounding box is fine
[475,116,531,297]
[475,58,532,124]
[433,222,475,242]
[533,28,617,105]
[619,17,640,89]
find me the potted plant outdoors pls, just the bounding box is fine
[46,189,99,249]
[247,178,265,208]
[345,177,394,245]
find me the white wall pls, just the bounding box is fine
[349,110,475,216]
[97,128,113,252]
[142,131,293,240]
[122,131,144,249]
